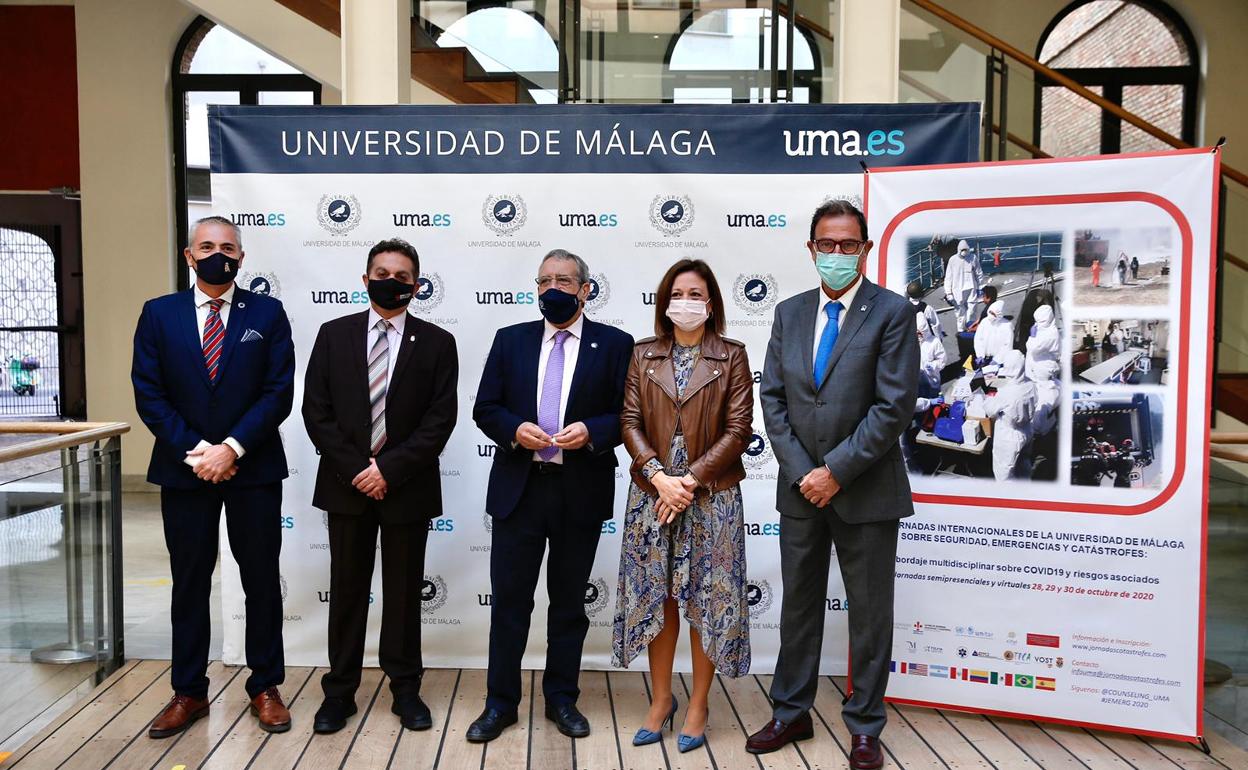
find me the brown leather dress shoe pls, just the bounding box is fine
[250,687,292,733]
[148,694,210,738]
[850,734,884,769]
[745,712,814,754]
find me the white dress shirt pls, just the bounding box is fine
[187,283,244,464]
[812,275,863,364]
[534,314,584,464]
[366,308,408,391]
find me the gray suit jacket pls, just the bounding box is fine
[761,277,919,523]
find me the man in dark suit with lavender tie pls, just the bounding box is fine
[467,249,633,743]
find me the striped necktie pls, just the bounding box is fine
[202,298,225,383]
[368,319,391,455]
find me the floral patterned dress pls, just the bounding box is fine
[611,343,750,676]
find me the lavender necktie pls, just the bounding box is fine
[537,330,570,461]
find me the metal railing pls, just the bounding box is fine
[0,421,128,684]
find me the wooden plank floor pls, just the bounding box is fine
[3,666,1246,769]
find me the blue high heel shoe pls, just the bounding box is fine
[632,695,678,746]
[678,709,708,753]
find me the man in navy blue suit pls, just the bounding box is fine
[132,215,294,738]
[467,249,633,743]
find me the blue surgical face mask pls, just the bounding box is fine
[815,252,860,291]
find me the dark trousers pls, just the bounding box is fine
[321,507,429,699]
[161,483,284,700]
[486,469,602,715]
[769,508,899,737]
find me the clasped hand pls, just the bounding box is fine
[653,472,698,525]
[352,458,388,500]
[799,466,840,508]
[515,421,590,452]
[186,444,238,483]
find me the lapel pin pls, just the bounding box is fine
[237,301,246,309]
[410,335,415,342]
[860,305,866,311]
[591,342,598,349]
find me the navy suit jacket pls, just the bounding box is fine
[473,317,633,520]
[131,287,295,489]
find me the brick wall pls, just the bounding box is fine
[1038,0,1190,156]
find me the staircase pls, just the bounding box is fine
[272,0,535,104]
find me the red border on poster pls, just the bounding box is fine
[863,148,1219,743]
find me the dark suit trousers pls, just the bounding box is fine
[321,506,429,699]
[486,469,602,715]
[769,507,899,737]
[161,483,284,700]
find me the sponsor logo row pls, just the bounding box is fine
[240,269,786,320]
[908,622,1062,648]
[232,193,811,239]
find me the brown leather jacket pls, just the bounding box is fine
[621,332,754,495]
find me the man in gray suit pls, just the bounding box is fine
[746,199,918,769]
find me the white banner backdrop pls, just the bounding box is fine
[209,104,981,677]
[866,149,1218,740]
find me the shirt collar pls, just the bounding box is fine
[821,275,862,314]
[194,283,235,308]
[368,307,408,334]
[544,313,584,343]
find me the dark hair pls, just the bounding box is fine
[367,238,420,275]
[982,284,998,302]
[906,279,924,299]
[653,259,726,338]
[809,199,868,242]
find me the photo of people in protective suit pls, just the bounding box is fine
[1072,319,1170,385]
[902,231,1064,483]
[1071,392,1163,488]
[1072,227,1173,306]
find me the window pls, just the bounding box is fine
[1035,0,1197,156]
[438,8,559,103]
[668,9,819,103]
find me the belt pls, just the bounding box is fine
[532,461,564,475]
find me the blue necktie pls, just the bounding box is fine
[813,301,843,390]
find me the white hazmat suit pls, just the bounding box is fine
[944,239,984,332]
[1025,304,1060,380]
[974,300,1014,364]
[1032,359,1061,437]
[917,313,946,397]
[983,350,1036,481]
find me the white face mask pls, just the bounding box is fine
[666,298,709,332]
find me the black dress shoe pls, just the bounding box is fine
[466,708,518,743]
[545,702,590,738]
[392,693,433,731]
[314,697,358,734]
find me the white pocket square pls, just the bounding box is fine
[240,328,264,343]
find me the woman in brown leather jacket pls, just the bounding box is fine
[611,259,754,753]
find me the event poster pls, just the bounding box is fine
[207,104,981,677]
[866,149,1217,739]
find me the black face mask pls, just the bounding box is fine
[192,252,239,286]
[538,288,581,325]
[367,277,415,310]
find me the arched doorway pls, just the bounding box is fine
[171,17,321,288]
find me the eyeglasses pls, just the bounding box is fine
[812,238,865,255]
[535,274,580,289]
